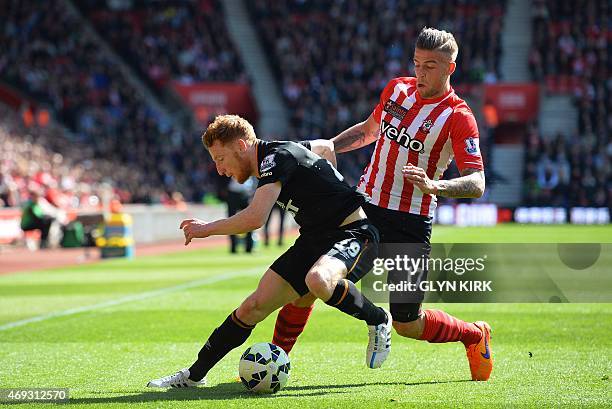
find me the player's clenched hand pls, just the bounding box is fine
[402,164,438,195]
[180,218,209,246]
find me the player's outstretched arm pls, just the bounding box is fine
[180,182,281,245]
[402,165,485,198]
[308,139,337,167]
[331,113,379,153]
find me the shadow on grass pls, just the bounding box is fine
[281,378,472,392]
[65,382,345,404]
[0,379,471,404]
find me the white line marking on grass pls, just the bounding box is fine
[0,268,261,332]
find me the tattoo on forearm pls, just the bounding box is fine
[436,170,485,198]
[333,129,367,153]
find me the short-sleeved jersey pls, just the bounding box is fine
[256,140,366,232]
[358,76,484,217]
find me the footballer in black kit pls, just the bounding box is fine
[257,140,379,296]
[147,115,392,389]
[257,140,363,231]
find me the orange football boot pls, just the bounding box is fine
[465,321,493,381]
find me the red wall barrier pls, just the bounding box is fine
[172,82,258,125]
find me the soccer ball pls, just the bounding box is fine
[239,342,290,394]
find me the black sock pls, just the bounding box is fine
[325,279,387,326]
[188,310,254,381]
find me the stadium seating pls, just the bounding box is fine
[248,0,506,184]
[523,124,608,207]
[527,0,609,207]
[2,1,605,210]
[79,0,247,88]
[0,0,218,204]
[0,102,131,208]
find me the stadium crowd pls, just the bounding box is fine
[1,0,607,211]
[523,124,609,207]
[80,0,247,88]
[0,0,217,204]
[248,0,506,184]
[527,0,610,207]
[0,103,126,209]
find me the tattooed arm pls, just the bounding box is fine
[402,165,485,198]
[434,168,486,198]
[331,113,380,153]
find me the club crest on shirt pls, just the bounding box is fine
[420,119,434,134]
[384,100,408,121]
[464,137,480,155]
[260,154,276,173]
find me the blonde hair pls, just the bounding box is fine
[416,27,459,62]
[202,114,256,148]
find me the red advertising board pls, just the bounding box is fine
[484,83,539,123]
[0,209,22,244]
[172,82,257,125]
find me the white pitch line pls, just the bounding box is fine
[0,268,262,332]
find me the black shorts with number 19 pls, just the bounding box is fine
[363,202,433,323]
[270,219,380,296]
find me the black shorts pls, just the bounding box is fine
[270,219,380,296]
[364,202,432,323]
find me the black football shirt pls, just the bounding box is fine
[256,140,366,232]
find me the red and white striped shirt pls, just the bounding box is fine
[357,77,484,217]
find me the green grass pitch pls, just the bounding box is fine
[0,225,611,408]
